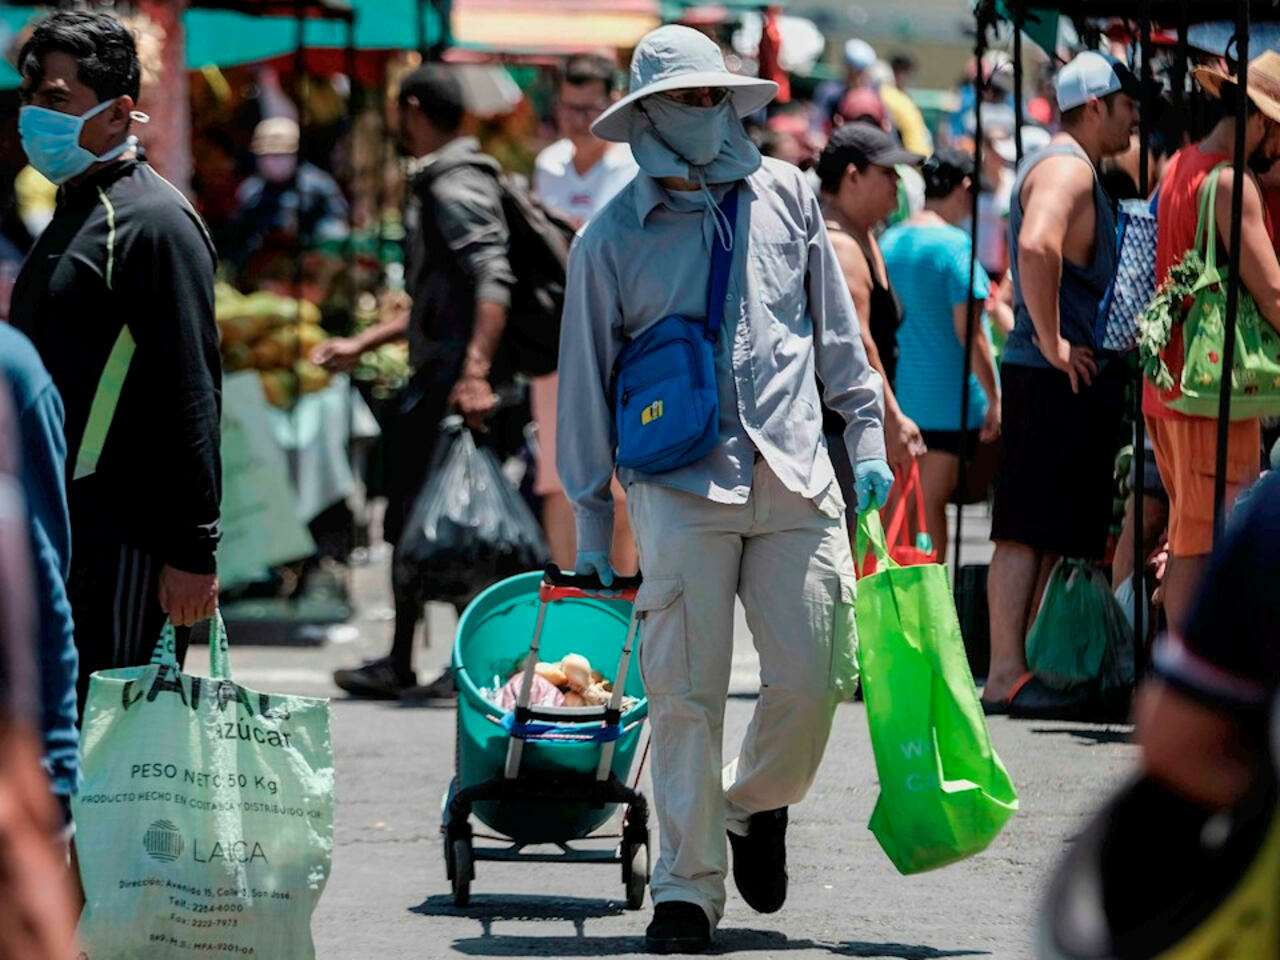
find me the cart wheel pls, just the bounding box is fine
[623,843,649,910]
[451,838,473,907]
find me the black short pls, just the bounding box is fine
[920,429,982,458]
[990,360,1128,559]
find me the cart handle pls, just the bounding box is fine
[540,564,642,603]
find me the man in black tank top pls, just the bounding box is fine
[984,53,1138,718]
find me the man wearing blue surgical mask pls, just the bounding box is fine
[558,25,889,953]
[9,11,222,713]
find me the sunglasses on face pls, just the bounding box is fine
[658,87,732,108]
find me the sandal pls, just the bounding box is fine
[981,673,1035,716]
[1007,675,1094,721]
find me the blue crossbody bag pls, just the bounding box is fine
[613,188,738,475]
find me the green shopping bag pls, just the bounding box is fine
[854,511,1018,874]
[1140,162,1280,420]
[73,615,334,960]
[1024,558,1127,691]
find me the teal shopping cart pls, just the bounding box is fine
[442,566,650,908]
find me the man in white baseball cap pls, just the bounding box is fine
[558,24,889,953]
[984,50,1139,718]
[1054,49,1141,115]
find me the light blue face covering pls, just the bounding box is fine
[19,98,136,185]
[629,97,761,251]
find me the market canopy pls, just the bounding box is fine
[1188,20,1280,55]
[979,0,1280,61]
[452,0,660,54]
[984,0,1280,21]
[661,0,788,14]
[0,2,445,89]
[0,0,668,89]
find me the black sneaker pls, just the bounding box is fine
[333,657,415,699]
[644,901,711,955]
[727,807,788,913]
[399,668,458,702]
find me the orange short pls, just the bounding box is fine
[1146,415,1261,557]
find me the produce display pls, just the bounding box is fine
[350,290,412,402]
[215,282,332,408]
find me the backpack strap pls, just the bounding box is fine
[73,325,135,480]
[703,187,739,341]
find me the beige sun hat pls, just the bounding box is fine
[591,24,778,144]
[1194,50,1280,125]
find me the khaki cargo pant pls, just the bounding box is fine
[627,458,859,926]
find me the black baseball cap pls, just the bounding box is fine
[922,146,993,198]
[816,122,924,189]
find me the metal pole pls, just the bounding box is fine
[375,56,391,278]
[1175,0,1189,118]
[428,0,450,62]
[1134,0,1152,675]
[1213,1,1250,540]
[1012,0,1024,163]
[293,0,309,413]
[344,12,360,562]
[344,14,358,307]
[953,5,988,587]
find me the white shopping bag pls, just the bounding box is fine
[73,615,334,959]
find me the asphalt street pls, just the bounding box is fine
[219,507,1136,960]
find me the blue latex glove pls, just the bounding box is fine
[574,550,616,588]
[854,459,895,513]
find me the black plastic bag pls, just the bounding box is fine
[394,420,548,607]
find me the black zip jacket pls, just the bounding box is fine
[11,159,222,574]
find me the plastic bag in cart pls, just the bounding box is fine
[394,420,549,607]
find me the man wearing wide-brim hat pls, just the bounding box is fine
[1139,51,1280,811]
[556,24,890,953]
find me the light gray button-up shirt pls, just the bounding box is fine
[556,157,885,554]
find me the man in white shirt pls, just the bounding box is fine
[531,55,639,574]
[534,55,638,229]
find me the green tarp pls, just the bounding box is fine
[0,2,446,90]
[983,0,1273,20]
[186,0,446,68]
[992,3,1062,55]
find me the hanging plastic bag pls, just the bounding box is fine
[1025,559,1129,692]
[855,511,1018,875]
[73,615,334,960]
[394,419,549,607]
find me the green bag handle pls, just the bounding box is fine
[149,610,231,680]
[854,509,897,576]
[73,325,136,480]
[1194,162,1231,286]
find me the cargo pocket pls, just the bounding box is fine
[634,576,690,697]
[831,575,860,700]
